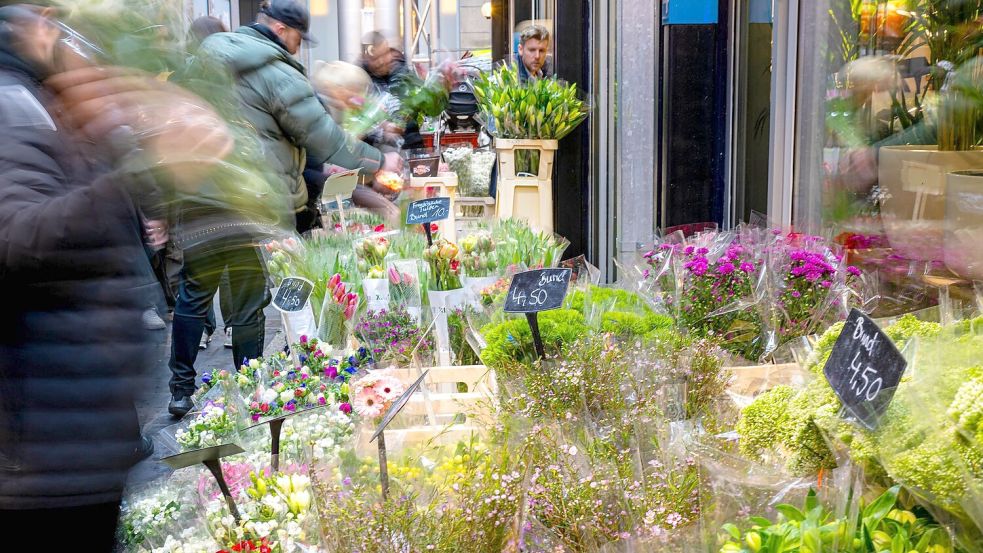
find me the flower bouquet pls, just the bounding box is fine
[353,234,391,275]
[246,363,328,423]
[356,306,435,368]
[261,237,302,288]
[459,232,500,308]
[659,239,766,361]
[203,466,321,553]
[762,233,872,352]
[424,238,468,364]
[386,259,423,320]
[316,274,359,351]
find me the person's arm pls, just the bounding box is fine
[269,65,385,172]
[0,126,142,279]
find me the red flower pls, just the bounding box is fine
[294,388,304,397]
[272,370,281,377]
[430,223,439,232]
[450,259,460,272]
[374,224,386,232]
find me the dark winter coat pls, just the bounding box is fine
[0,47,156,509]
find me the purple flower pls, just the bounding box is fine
[847,266,861,276]
[318,396,327,405]
[740,262,754,273]
[717,262,735,275]
[251,413,261,422]
[285,403,297,412]
[299,335,308,344]
[791,290,801,298]
[821,280,832,288]
[696,247,709,255]
[339,402,353,414]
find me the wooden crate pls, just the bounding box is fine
[384,365,497,447]
[724,362,809,408]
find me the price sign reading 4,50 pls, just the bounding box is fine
[273,277,314,313]
[504,268,572,360]
[822,309,908,430]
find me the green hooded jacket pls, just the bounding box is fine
[198,26,383,212]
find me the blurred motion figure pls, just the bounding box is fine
[0,0,233,547]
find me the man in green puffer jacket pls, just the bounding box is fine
[165,0,404,419]
[195,0,403,218]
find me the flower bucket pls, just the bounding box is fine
[363,278,390,312]
[428,288,468,366]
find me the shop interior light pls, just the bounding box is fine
[481,2,492,19]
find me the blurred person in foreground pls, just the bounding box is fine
[0,0,232,546]
[515,24,552,82]
[166,0,401,417]
[309,60,401,224]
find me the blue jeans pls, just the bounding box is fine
[168,243,270,398]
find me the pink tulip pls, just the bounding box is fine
[327,274,342,289]
[388,267,400,285]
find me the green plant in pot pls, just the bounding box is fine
[876,0,983,262]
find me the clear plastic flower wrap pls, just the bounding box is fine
[386,258,423,320]
[355,305,437,369]
[641,228,769,361]
[156,374,249,456]
[316,274,360,351]
[759,232,880,357]
[871,325,983,551]
[198,458,323,553]
[490,218,570,270]
[119,471,211,552]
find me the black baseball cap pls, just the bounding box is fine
[260,0,317,44]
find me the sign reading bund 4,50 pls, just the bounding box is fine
[504,268,572,313]
[822,309,908,430]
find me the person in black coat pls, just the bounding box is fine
[0,3,232,548]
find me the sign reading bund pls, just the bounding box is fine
[504,268,572,359]
[822,309,908,430]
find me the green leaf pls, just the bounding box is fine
[863,485,900,529]
[776,504,806,522]
[749,516,774,528]
[721,523,741,540]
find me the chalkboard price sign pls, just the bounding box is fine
[273,277,314,313]
[504,268,572,314]
[822,309,908,430]
[503,268,572,360]
[406,197,451,225]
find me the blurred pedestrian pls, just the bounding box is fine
[360,31,425,149]
[310,60,401,224]
[186,15,234,351]
[0,1,232,547]
[165,0,403,417]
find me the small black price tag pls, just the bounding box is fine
[504,268,572,314]
[406,197,451,225]
[822,309,908,430]
[273,277,314,313]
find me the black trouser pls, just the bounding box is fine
[168,242,270,398]
[1,502,120,551]
[203,268,233,336]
